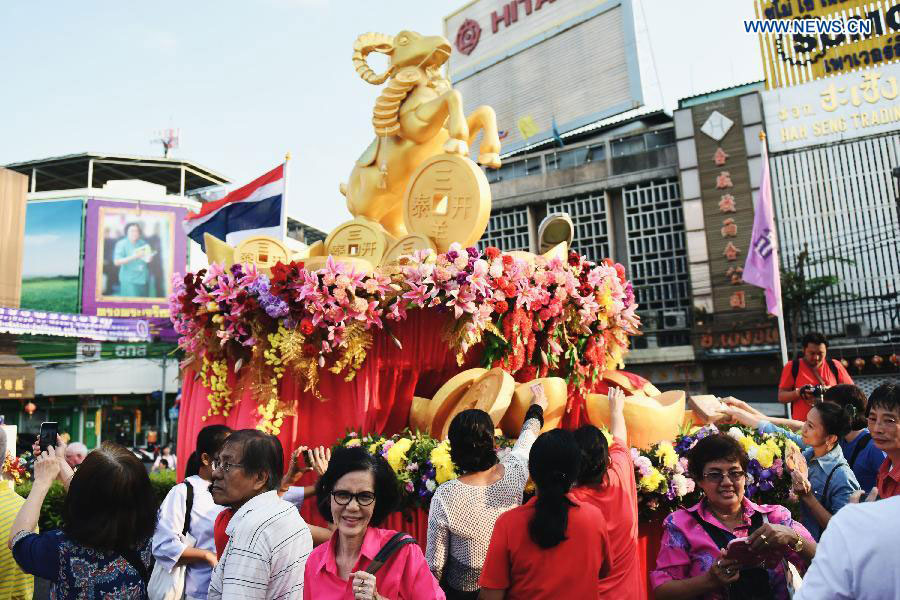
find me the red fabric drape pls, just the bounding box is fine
[176,310,481,480]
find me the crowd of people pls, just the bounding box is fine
[0,370,898,599]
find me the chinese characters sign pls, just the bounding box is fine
[0,307,152,342]
[753,0,900,90]
[0,356,35,400]
[763,65,900,151]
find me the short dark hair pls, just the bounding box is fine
[315,447,399,526]
[824,385,867,430]
[222,429,283,492]
[63,442,157,552]
[124,222,143,236]
[868,381,900,416]
[813,402,852,439]
[186,424,233,477]
[687,434,749,481]
[801,332,828,348]
[448,409,498,473]
[574,425,610,486]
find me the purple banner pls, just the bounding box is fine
[82,199,187,319]
[0,307,152,342]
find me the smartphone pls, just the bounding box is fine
[39,422,59,453]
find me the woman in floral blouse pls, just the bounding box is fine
[652,434,817,600]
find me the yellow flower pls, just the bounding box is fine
[430,441,458,484]
[639,467,666,492]
[738,435,756,454]
[386,438,413,473]
[655,442,678,469]
[764,438,782,458]
[368,442,381,455]
[345,438,361,448]
[756,445,776,469]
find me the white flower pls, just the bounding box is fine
[425,479,437,492]
[489,261,503,278]
[672,473,689,497]
[727,427,745,440]
[747,445,759,460]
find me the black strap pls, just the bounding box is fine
[121,549,149,585]
[183,481,194,536]
[791,358,840,384]
[821,463,842,509]
[686,508,764,550]
[364,532,416,575]
[848,433,872,470]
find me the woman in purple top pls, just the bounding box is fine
[652,434,817,600]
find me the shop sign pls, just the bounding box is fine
[762,64,900,152]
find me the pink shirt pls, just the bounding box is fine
[303,526,445,600]
[650,498,814,600]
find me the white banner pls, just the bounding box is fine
[762,63,900,152]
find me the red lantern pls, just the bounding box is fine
[23,402,36,415]
[853,357,866,372]
[890,353,900,368]
[872,355,884,368]
[840,358,850,369]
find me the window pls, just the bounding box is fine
[479,206,531,252]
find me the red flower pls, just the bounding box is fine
[495,276,509,288]
[303,343,318,356]
[485,246,501,260]
[615,263,627,282]
[300,318,315,335]
[494,300,509,314]
[602,258,614,268]
[515,365,537,383]
[579,283,594,297]
[501,254,514,267]
[568,251,581,267]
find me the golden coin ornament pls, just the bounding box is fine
[403,154,491,253]
[324,219,393,267]
[380,234,436,266]
[234,236,291,274]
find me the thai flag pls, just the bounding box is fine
[183,164,285,250]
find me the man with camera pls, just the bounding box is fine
[778,332,854,421]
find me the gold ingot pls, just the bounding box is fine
[403,154,492,253]
[380,234,436,266]
[500,377,568,436]
[441,368,515,440]
[204,233,235,268]
[306,240,325,257]
[427,368,487,438]
[603,370,644,395]
[325,218,393,266]
[643,382,662,396]
[585,390,686,450]
[302,255,374,274]
[409,396,432,434]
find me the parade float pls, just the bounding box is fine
[172,29,797,595]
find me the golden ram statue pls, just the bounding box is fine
[340,30,502,239]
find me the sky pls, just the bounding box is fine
[1,0,762,234]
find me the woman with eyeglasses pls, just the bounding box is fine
[652,434,816,600]
[303,446,445,600]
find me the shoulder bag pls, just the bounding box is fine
[148,481,195,600]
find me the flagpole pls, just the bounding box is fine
[759,131,791,419]
[282,152,291,241]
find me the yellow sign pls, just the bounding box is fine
[516,115,539,140]
[754,0,900,89]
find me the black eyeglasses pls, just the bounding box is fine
[332,490,376,506]
[702,471,746,484]
[211,459,245,474]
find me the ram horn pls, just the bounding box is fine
[352,32,394,85]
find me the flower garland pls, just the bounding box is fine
[333,424,801,523]
[2,452,29,486]
[171,246,640,434]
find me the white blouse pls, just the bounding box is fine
[425,417,540,592]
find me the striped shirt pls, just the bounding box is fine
[0,482,33,600]
[208,490,312,600]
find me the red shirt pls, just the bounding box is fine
[570,439,641,598]
[778,359,853,422]
[877,458,900,499]
[479,495,611,600]
[213,508,235,558]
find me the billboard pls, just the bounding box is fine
[753,0,900,89]
[762,63,900,152]
[444,0,642,153]
[20,199,84,313]
[82,199,187,318]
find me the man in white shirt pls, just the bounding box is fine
[208,429,312,599]
[795,495,900,599]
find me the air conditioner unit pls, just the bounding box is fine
[662,310,687,330]
[844,322,870,338]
